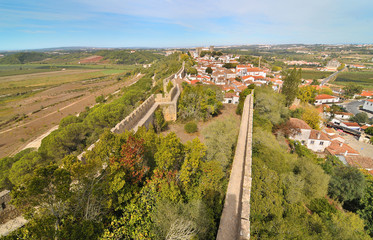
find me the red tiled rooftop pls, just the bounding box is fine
[326,141,359,155]
[288,118,312,130]
[309,130,330,141]
[315,94,337,100]
[345,156,373,169]
[342,122,360,127]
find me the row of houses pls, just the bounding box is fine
[288,118,373,170]
[185,55,283,103]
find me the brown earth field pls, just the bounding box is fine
[0,72,143,158]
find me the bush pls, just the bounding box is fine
[184,122,197,133]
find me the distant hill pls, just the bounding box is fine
[0,52,50,64]
[0,49,164,65]
[96,50,164,64]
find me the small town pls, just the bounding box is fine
[1,0,373,239]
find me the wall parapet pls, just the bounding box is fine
[216,91,254,240]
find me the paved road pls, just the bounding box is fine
[320,67,346,86]
[341,100,373,118]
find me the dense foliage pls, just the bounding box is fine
[281,67,302,106]
[178,84,223,121]
[3,113,238,239]
[0,54,182,191]
[251,86,371,239]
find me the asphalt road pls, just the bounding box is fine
[341,100,373,118]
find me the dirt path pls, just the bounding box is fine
[0,74,143,158]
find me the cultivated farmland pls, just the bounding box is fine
[0,67,139,158]
[334,71,373,89]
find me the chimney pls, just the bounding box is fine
[344,150,348,156]
[317,132,321,139]
[339,142,343,147]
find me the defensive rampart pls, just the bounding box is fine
[216,91,254,240]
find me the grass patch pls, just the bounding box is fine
[302,70,333,80]
[334,71,373,89]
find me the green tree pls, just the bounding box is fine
[365,127,373,135]
[12,165,72,239]
[202,117,239,169]
[297,85,317,103]
[154,108,167,133]
[281,67,302,106]
[343,83,363,97]
[328,166,366,203]
[351,112,369,124]
[205,67,213,74]
[302,106,321,130]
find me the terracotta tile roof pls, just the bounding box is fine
[335,112,353,116]
[288,118,312,130]
[224,92,237,98]
[360,91,373,97]
[345,156,373,169]
[315,94,337,100]
[326,140,359,155]
[368,99,373,103]
[323,128,336,134]
[309,130,330,141]
[246,67,264,72]
[342,122,360,127]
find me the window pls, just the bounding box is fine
[310,140,315,144]
[320,141,324,145]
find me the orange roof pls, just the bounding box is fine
[315,94,336,100]
[335,112,353,116]
[309,130,330,141]
[342,122,360,127]
[360,91,373,97]
[246,67,264,72]
[326,141,359,155]
[368,99,373,103]
[288,118,312,130]
[324,128,336,134]
[345,156,373,169]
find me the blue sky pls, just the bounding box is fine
[0,0,372,50]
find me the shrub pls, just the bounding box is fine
[184,122,197,133]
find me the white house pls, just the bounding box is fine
[306,130,332,152]
[287,118,331,152]
[363,99,373,112]
[223,92,239,104]
[334,112,353,120]
[340,122,361,131]
[314,94,340,105]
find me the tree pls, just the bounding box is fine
[236,88,252,115]
[350,112,369,124]
[202,117,239,169]
[365,127,373,136]
[281,67,302,106]
[205,67,213,74]
[11,165,72,239]
[302,106,322,130]
[297,85,317,103]
[154,108,167,133]
[328,166,366,203]
[179,138,206,193]
[343,84,363,97]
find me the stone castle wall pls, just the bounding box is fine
[216,91,254,240]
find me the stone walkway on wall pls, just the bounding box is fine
[216,92,254,240]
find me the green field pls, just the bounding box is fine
[0,64,136,77]
[334,71,373,89]
[301,70,333,80]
